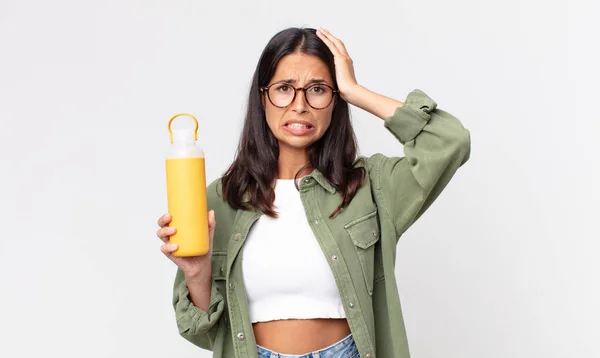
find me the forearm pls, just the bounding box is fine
[185,270,213,312]
[344,85,404,120]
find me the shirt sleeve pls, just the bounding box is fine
[172,267,225,350]
[367,89,471,240]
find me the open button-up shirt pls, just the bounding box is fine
[172,89,471,358]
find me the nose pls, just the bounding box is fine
[291,88,308,113]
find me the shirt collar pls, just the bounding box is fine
[308,168,337,194]
[240,168,337,204]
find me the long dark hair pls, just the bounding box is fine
[221,27,365,218]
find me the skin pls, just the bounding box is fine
[156,27,406,354]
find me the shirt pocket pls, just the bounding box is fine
[344,210,380,295]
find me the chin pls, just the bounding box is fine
[277,136,317,149]
[282,140,315,150]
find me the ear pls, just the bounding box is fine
[260,88,266,109]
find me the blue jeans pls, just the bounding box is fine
[257,333,359,358]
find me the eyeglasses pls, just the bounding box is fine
[260,82,338,110]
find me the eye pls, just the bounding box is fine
[275,85,291,92]
[308,85,325,94]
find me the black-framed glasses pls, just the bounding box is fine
[260,82,338,110]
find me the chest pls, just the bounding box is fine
[212,177,382,295]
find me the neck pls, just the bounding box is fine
[277,146,313,179]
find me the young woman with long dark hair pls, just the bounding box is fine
[156,27,471,358]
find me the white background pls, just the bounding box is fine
[1,0,598,357]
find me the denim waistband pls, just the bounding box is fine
[256,333,356,358]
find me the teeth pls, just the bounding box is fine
[288,123,308,129]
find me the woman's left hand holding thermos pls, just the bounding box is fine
[157,210,215,275]
[156,210,216,312]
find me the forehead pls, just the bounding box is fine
[271,53,332,82]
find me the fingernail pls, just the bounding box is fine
[170,244,179,251]
[169,227,176,234]
[164,213,170,220]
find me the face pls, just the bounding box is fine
[262,53,335,153]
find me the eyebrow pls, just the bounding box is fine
[271,78,328,85]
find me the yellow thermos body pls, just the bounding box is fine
[165,113,209,256]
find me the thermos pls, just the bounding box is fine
[165,113,209,256]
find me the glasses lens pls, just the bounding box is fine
[305,84,333,109]
[267,84,334,109]
[268,84,295,107]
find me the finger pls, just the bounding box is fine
[318,28,345,54]
[157,213,172,228]
[316,28,342,57]
[320,28,349,56]
[208,210,216,233]
[160,243,179,256]
[156,226,176,243]
[316,28,337,51]
[208,210,215,251]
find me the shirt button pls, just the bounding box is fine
[372,230,378,237]
[366,353,372,358]
[331,255,338,261]
[237,332,245,341]
[233,233,242,241]
[349,302,355,309]
[303,178,311,184]
[314,219,319,224]
[368,289,373,296]
[229,282,235,289]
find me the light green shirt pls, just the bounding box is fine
[171,89,471,358]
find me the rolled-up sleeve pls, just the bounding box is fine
[368,89,471,240]
[172,268,225,350]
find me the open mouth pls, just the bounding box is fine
[283,121,315,135]
[285,123,314,130]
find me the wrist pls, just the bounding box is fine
[342,84,369,108]
[184,266,212,284]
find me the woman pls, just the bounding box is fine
[156,27,470,358]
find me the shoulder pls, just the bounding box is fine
[357,154,408,190]
[207,177,223,204]
[206,177,238,251]
[363,153,407,171]
[354,154,413,210]
[207,177,235,215]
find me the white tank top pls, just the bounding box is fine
[241,179,346,323]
